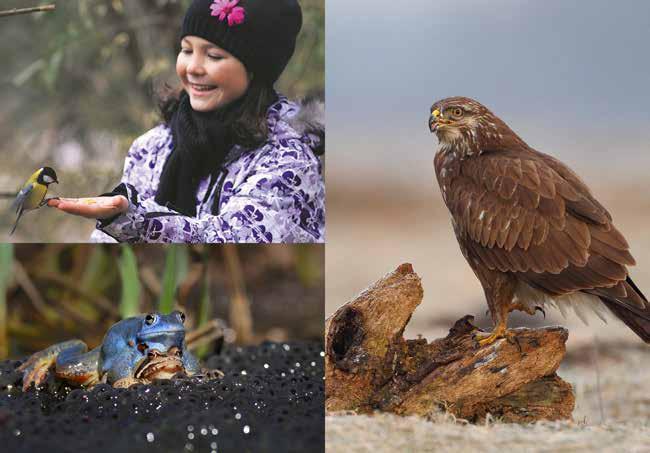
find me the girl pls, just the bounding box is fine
[49,0,324,243]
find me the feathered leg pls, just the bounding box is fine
[474,273,517,346]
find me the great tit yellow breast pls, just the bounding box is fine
[21,183,48,211]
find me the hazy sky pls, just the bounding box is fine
[327,0,650,188]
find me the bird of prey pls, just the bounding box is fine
[428,96,650,346]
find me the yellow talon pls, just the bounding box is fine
[475,324,508,347]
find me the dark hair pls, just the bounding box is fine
[157,79,278,149]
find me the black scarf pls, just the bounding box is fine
[155,91,238,216]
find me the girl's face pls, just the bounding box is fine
[176,36,250,112]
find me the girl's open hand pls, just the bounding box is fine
[48,196,129,219]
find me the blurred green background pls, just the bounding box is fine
[0,0,324,241]
[0,243,324,360]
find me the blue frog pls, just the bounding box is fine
[18,311,220,390]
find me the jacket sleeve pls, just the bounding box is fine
[95,142,325,243]
[89,131,151,243]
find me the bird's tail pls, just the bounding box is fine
[599,276,650,343]
[9,209,23,236]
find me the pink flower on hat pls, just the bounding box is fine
[210,0,245,26]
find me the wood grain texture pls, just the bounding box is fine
[325,264,575,423]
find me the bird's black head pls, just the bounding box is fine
[38,167,59,185]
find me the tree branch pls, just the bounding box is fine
[0,5,56,18]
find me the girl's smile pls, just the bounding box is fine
[188,82,217,92]
[177,36,250,112]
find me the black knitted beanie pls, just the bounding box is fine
[181,0,302,84]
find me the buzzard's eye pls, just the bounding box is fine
[451,108,464,118]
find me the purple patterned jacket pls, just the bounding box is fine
[90,96,324,243]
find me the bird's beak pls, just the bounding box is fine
[429,109,440,133]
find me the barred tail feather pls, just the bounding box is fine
[599,277,650,343]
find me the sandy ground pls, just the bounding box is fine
[325,177,650,452]
[326,331,650,452]
[327,414,650,453]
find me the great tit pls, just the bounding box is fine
[10,167,59,235]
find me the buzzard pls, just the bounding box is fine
[428,96,650,346]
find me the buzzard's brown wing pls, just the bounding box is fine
[447,149,650,339]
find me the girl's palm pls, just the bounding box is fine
[48,196,128,219]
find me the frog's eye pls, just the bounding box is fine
[145,314,156,325]
[179,312,186,323]
[137,342,148,354]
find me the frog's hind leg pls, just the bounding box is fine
[18,340,87,391]
[55,346,101,387]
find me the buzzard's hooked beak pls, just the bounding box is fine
[429,109,440,133]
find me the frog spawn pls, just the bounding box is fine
[0,341,324,452]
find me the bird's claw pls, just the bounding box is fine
[535,306,546,319]
[40,196,60,207]
[472,322,524,349]
[473,325,507,347]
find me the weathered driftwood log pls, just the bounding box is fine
[325,263,575,423]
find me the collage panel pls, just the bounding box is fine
[0,243,324,452]
[326,0,650,451]
[1,0,324,244]
[3,0,650,452]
